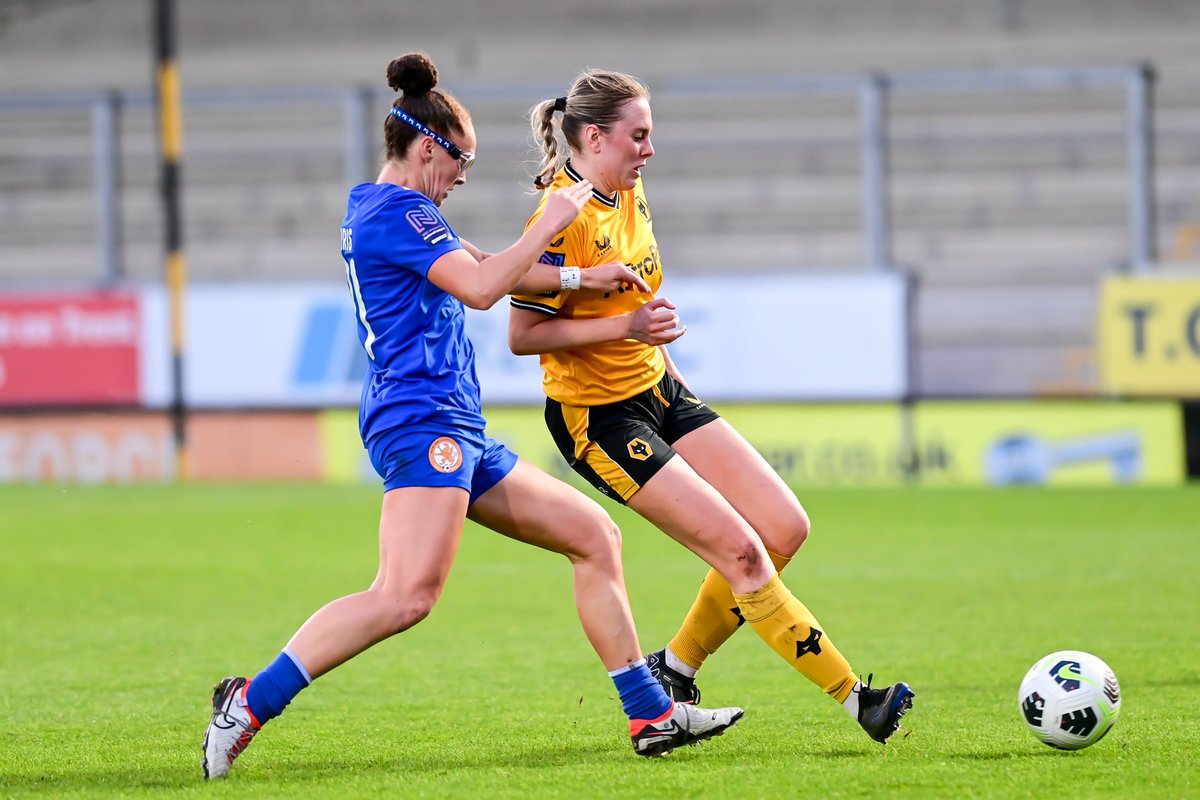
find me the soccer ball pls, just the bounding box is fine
[1018,650,1121,750]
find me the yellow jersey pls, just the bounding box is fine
[511,162,665,406]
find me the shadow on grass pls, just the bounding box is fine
[791,748,876,760]
[1,727,895,793]
[279,738,625,777]
[0,738,626,794]
[953,749,1067,760]
[0,767,191,794]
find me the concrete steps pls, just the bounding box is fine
[3,0,1200,395]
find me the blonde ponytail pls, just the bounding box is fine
[529,98,563,190]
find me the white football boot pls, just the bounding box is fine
[201,676,261,779]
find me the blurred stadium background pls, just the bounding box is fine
[1,0,1198,485]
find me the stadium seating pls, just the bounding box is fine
[1,0,1198,395]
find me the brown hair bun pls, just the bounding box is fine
[387,52,437,96]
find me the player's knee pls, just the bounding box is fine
[720,534,775,585]
[387,597,436,634]
[602,516,623,556]
[786,506,811,551]
[566,506,623,564]
[762,504,811,557]
[376,586,441,635]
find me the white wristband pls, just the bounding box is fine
[559,266,581,291]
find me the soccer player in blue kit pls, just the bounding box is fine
[201,52,743,779]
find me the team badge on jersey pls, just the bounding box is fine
[636,196,652,222]
[428,436,463,473]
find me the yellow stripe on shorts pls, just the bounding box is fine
[560,404,641,500]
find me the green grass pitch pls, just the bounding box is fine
[1,484,1197,798]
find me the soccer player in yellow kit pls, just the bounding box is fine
[509,70,913,744]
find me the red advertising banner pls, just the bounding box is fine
[0,292,140,405]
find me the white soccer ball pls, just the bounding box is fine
[1018,650,1121,750]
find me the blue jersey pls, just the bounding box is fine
[340,182,485,441]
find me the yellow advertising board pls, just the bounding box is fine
[1099,274,1200,396]
[319,401,1183,488]
[487,404,919,488]
[914,401,1183,486]
[713,404,908,486]
[317,405,908,489]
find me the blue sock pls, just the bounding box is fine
[246,648,312,725]
[610,659,672,721]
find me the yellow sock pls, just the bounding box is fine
[667,551,793,670]
[732,574,857,702]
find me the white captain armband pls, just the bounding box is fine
[559,266,581,291]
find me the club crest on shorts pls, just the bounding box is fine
[627,438,653,461]
[428,436,463,473]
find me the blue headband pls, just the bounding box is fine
[388,106,466,159]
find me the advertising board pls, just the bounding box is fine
[0,291,140,405]
[1098,274,1200,396]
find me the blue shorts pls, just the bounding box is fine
[366,423,518,503]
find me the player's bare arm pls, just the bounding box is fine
[427,181,594,309]
[458,238,490,262]
[509,295,686,355]
[511,260,651,295]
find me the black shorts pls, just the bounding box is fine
[545,372,721,504]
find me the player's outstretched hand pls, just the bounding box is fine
[629,296,687,345]
[538,180,595,236]
[581,261,651,293]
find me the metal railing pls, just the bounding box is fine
[0,64,1158,283]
